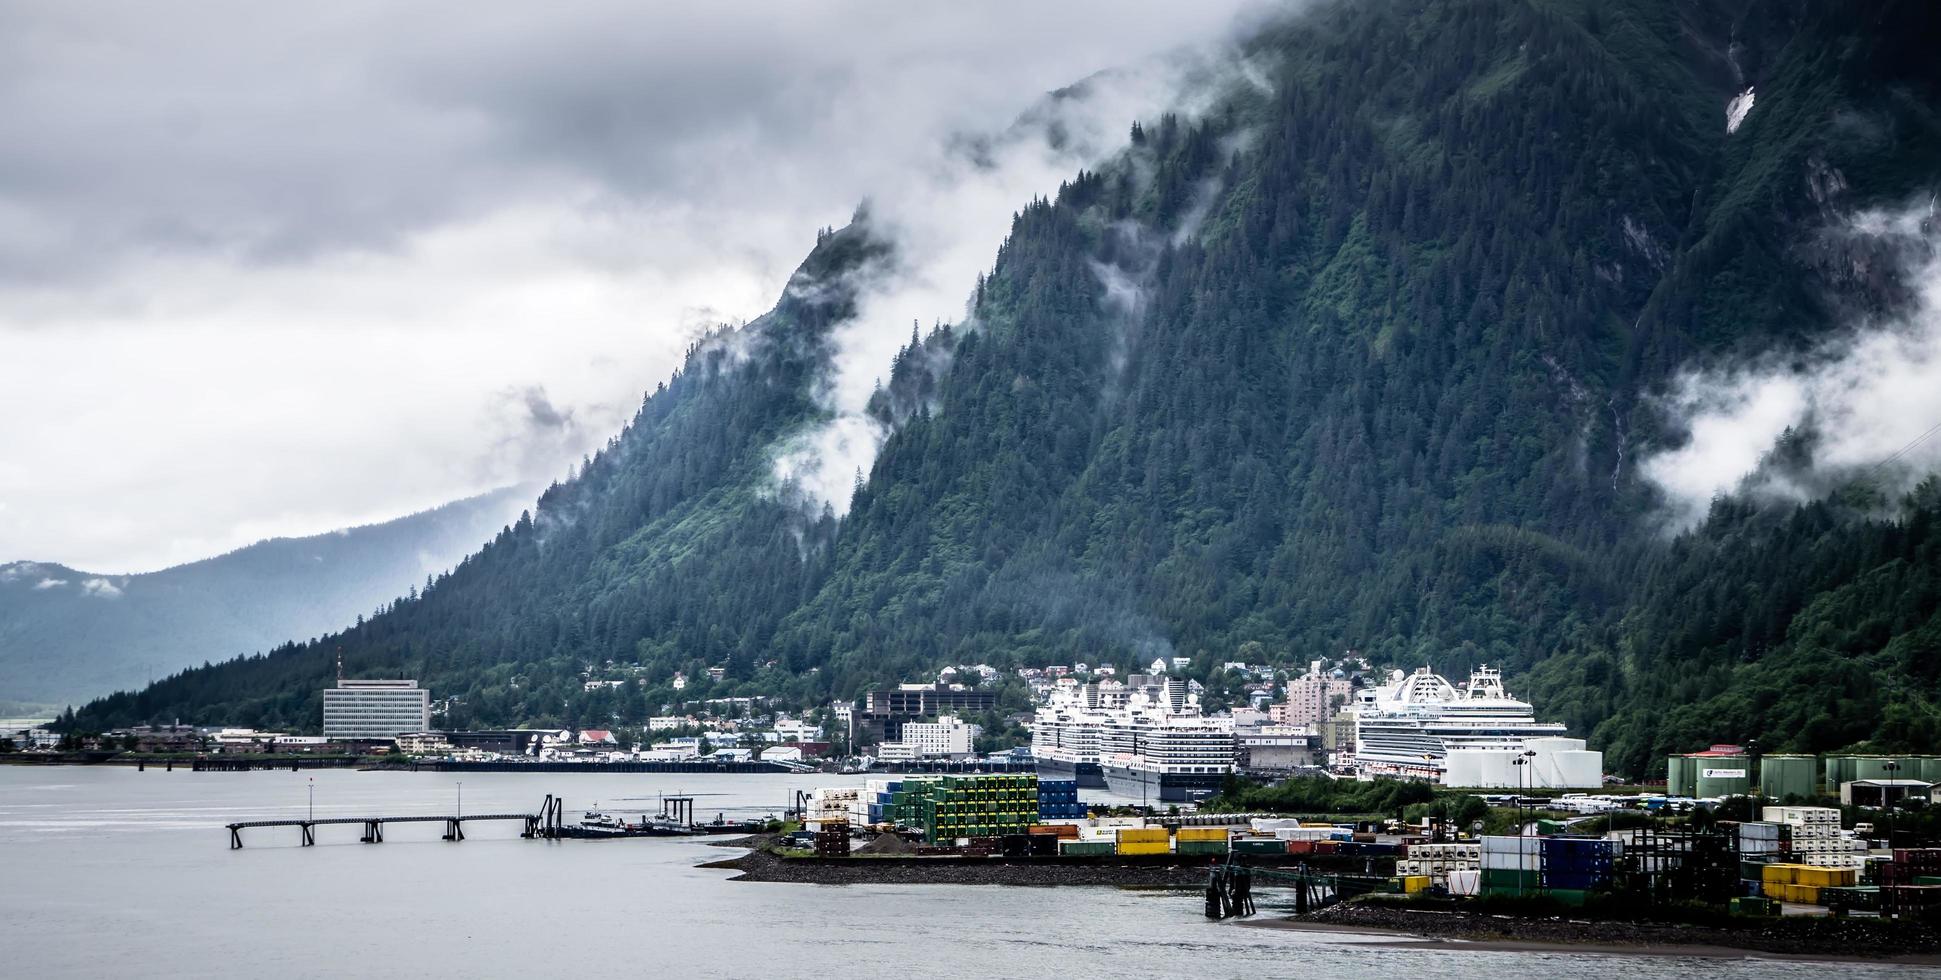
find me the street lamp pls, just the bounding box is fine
[457,780,464,818]
[308,777,314,822]
[1511,754,1531,896]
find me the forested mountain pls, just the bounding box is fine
[0,487,528,704]
[73,0,1941,778]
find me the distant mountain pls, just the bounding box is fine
[0,487,530,704]
[76,0,1941,774]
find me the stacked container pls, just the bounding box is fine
[1762,863,1859,904]
[1761,805,1864,867]
[1036,779,1084,820]
[1542,837,1618,898]
[1395,842,1480,885]
[1116,826,1170,856]
[909,773,1040,843]
[805,787,860,831]
[1479,836,1543,894]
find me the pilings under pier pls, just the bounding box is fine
[227,795,565,849]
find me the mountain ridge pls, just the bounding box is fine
[1,486,532,703]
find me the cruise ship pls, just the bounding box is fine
[1351,665,1568,778]
[1029,684,1109,787]
[1033,677,1234,802]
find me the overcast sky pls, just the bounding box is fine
[0,2,1263,573]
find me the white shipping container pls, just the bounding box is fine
[1447,869,1482,896]
[1480,835,1542,855]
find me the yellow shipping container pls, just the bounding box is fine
[1760,864,1802,885]
[1763,882,1823,905]
[1794,866,1857,888]
[1176,827,1230,842]
[1402,875,1432,894]
[1117,827,1168,843]
[1116,841,1171,855]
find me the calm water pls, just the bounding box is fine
[0,767,1923,978]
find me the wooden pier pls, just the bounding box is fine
[227,795,566,849]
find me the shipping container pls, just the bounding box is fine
[1479,868,1542,890]
[1116,827,1168,843]
[1231,838,1285,855]
[1177,827,1230,842]
[1057,839,1115,857]
[1176,840,1230,856]
[1116,841,1171,856]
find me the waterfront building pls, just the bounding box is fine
[877,714,981,761]
[1239,725,1319,773]
[1351,666,1570,780]
[395,732,454,756]
[772,718,819,742]
[322,679,431,740]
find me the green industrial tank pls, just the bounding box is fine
[1695,757,1753,798]
[1854,756,1914,782]
[1826,756,1860,787]
[1760,755,1817,802]
[1666,755,1693,796]
[1919,756,1941,784]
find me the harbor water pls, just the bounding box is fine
[0,766,1926,978]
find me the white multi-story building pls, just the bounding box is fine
[876,714,980,761]
[773,718,819,742]
[322,679,431,739]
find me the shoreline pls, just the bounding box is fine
[1258,902,1941,964]
[705,842,1215,888]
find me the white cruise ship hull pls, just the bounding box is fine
[1102,762,1225,802]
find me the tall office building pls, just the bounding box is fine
[323,679,430,739]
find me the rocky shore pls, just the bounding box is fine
[1272,900,1941,962]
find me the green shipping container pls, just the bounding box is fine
[1480,869,1542,890]
[1729,897,1775,916]
[1058,840,1114,857]
[1176,840,1229,855]
[1232,839,1284,855]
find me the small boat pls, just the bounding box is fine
[555,805,707,840]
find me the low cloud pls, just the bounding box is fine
[768,39,1273,517]
[81,578,123,598]
[0,1,1264,571]
[1642,201,1941,529]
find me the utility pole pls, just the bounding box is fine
[1883,761,1900,847]
[457,781,464,818]
[308,778,314,822]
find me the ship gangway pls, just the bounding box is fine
[227,794,568,849]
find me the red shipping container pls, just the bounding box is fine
[1286,840,1314,855]
[1313,841,1339,855]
